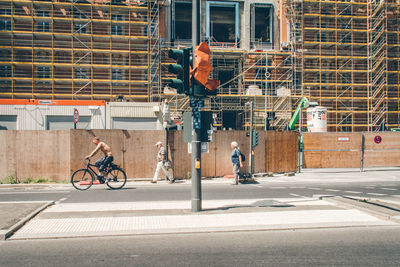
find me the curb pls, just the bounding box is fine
[321,196,400,223]
[0,201,54,241]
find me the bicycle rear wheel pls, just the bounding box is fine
[106,166,127,190]
[71,169,94,190]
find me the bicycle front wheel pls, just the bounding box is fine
[71,169,94,191]
[106,167,127,190]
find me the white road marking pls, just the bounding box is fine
[381,188,397,191]
[55,197,68,205]
[308,187,322,190]
[325,189,341,192]
[0,191,71,195]
[344,191,362,194]
[0,201,49,204]
[270,187,286,189]
[367,193,387,196]
[289,193,300,197]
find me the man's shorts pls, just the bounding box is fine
[95,156,114,172]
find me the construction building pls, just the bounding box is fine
[0,0,399,131]
[285,0,400,131]
[0,0,162,101]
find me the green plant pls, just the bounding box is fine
[34,178,49,183]
[0,174,20,184]
[23,178,34,184]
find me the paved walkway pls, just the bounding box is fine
[2,168,400,240]
[10,198,397,240]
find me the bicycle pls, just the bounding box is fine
[71,158,127,190]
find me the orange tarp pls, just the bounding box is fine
[191,42,220,91]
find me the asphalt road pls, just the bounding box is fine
[1,226,399,266]
[0,179,399,204]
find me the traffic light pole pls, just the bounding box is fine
[191,0,202,212]
[249,101,254,176]
[191,126,202,212]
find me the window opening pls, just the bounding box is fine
[173,1,192,41]
[206,2,239,46]
[251,4,273,48]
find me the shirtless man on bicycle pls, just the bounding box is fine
[85,137,113,183]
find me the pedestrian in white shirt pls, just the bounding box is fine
[152,141,174,184]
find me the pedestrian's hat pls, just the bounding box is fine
[155,141,162,146]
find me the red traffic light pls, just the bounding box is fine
[190,42,220,92]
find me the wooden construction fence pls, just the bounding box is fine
[0,130,298,182]
[303,132,400,169]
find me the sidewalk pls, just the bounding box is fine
[0,167,399,189]
[2,168,400,240]
[8,197,398,240]
[0,201,53,240]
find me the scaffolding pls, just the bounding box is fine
[285,0,400,131]
[0,0,162,101]
[1,0,398,131]
[367,0,388,131]
[162,47,294,130]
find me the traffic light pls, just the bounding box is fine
[252,130,259,148]
[167,48,190,94]
[190,42,219,97]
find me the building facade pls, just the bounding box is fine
[1,0,399,131]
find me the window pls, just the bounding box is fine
[46,115,91,130]
[206,2,238,44]
[321,73,327,83]
[75,12,87,19]
[173,1,192,41]
[37,66,50,78]
[111,25,122,35]
[0,65,11,77]
[112,14,123,21]
[218,69,234,89]
[111,14,123,35]
[74,68,87,79]
[37,21,50,32]
[317,33,327,42]
[112,69,123,80]
[74,23,87,34]
[0,115,17,130]
[251,4,273,45]
[0,9,11,15]
[36,10,49,17]
[111,0,124,5]
[0,19,11,31]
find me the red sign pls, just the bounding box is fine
[374,135,382,144]
[73,108,79,124]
